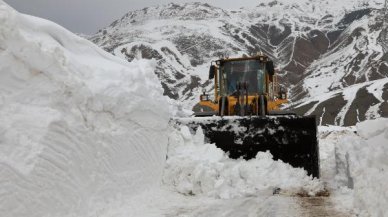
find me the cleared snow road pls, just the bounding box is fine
[165,195,350,217]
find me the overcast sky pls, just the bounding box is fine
[4,0,256,34]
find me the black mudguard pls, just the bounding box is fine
[175,116,320,178]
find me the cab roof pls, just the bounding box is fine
[216,54,271,65]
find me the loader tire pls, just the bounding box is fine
[259,95,267,116]
[219,96,228,116]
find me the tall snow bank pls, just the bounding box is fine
[351,119,388,217]
[164,125,324,199]
[0,2,169,217]
[336,118,388,217]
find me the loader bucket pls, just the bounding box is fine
[174,115,319,178]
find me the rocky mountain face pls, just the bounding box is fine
[89,0,388,126]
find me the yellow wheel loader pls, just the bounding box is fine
[176,53,319,178]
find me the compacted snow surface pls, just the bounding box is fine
[1,1,388,217]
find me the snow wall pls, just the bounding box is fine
[336,118,388,217]
[324,118,388,216]
[0,2,170,217]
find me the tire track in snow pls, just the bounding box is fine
[297,196,352,217]
[165,195,352,217]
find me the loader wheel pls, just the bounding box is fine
[219,96,229,116]
[259,95,267,116]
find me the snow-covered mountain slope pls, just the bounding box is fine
[90,1,388,126]
[289,9,388,126]
[0,2,169,217]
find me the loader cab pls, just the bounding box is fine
[222,59,266,95]
[214,56,271,98]
[196,54,285,117]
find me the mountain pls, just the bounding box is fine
[89,0,388,126]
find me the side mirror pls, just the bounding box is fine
[266,61,274,76]
[209,65,216,79]
[279,88,287,100]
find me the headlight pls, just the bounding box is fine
[200,95,209,101]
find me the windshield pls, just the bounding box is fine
[222,60,265,95]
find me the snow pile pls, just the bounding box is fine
[0,2,169,217]
[317,126,356,190]
[340,119,388,217]
[324,119,388,216]
[164,125,324,199]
